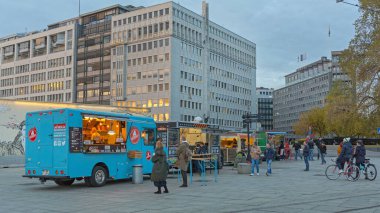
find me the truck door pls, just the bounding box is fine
[35,113,54,168]
[140,127,156,174]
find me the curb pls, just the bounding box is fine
[0,164,25,169]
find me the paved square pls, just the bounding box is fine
[1,154,380,213]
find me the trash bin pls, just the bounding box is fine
[132,164,143,184]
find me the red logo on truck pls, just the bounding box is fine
[130,127,140,144]
[28,127,37,142]
[146,151,151,160]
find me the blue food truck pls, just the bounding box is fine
[23,108,156,187]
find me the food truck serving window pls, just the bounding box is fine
[80,114,127,153]
[142,129,155,146]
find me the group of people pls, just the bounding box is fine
[150,136,192,194]
[249,143,275,176]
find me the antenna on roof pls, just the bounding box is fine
[79,0,81,17]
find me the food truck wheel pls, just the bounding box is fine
[54,179,75,186]
[89,166,108,187]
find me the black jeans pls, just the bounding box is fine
[181,170,188,186]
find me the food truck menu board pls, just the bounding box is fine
[168,128,179,157]
[157,131,168,148]
[69,127,83,153]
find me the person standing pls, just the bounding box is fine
[320,142,327,164]
[303,141,310,171]
[176,136,192,187]
[279,141,285,160]
[151,138,169,194]
[264,143,275,176]
[250,143,262,176]
[293,142,302,160]
[308,139,315,161]
[315,138,322,160]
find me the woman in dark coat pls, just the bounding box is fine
[151,139,169,194]
[353,140,366,169]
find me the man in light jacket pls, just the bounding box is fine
[176,136,192,187]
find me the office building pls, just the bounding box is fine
[0,1,256,130]
[256,87,273,131]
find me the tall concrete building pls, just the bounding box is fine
[0,23,76,102]
[109,1,256,130]
[256,87,273,131]
[0,1,256,130]
[273,52,348,133]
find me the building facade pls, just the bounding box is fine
[0,1,256,130]
[256,87,273,131]
[273,52,350,133]
[0,23,76,102]
[273,56,332,132]
[110,1,256,130]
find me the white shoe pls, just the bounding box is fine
[250,173,254,176]
[257,173,259,176]
[338,170,344,174]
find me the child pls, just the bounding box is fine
[264,143,275,176]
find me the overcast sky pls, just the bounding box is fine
[0,0,360,89]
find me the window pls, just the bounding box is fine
[142,129,155,146]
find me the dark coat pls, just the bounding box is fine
[264,148,275,160]
[339,142,352,160]
[354,146,366,164]
[293,143,301,150]
[151,147,168,182]
[303,144,309,157]
[320,144,327,154]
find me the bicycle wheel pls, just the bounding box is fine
[365,164,377,181]
[346,165,360,182]
[325,165,340,180]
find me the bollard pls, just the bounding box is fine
[132,164,143,184]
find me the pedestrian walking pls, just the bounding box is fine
[303,141,310,171]
[293,141,302,160]
[315,138,322,160]
[250,143,261,176]
[176,136,192,187]
[279,141,284,160]
[308,139,315,161]
[264,143,275,176]
[151,139,169,194]
[320,142,327,164]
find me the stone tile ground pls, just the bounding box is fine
[0,155,380,213]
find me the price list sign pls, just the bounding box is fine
[69,127,83,153]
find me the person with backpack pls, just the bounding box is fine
[264,143,275,176]
[293,141,302,160]
[303,141,310,171]
[337,137,352,174]
[176,136,192,187]
[353,140,366,171]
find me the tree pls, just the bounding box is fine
[293,107,327,137]
[339,0,380,132]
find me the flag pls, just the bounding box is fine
[298,53,307,62]
[328,25,331,37]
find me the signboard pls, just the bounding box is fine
[130,127,140,144]
[28,127,37,142]
[157,131,168,148]
[69,127,82,153]
[146,151,151,160]
[53,123,66,147]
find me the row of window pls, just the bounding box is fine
[210,53,253,73]
[31,61,46,71]
[126,38,170,54]
[173,21,202,44]
[127,53,170,67]
[209,92,251,106]
[1,67,14,77]
[125,83,170,95]
[209,105,249,117]
[180,71,202,82]
[180,56,202,69]
[47,57,65,68]
[127,70,169,81]
[15,64,29,74]
[210,66,250,84]
[210,79,251,95]
[15,75,29,85]
[152,113,170,122]
[173,7,202,28]
[181,42,202,57]
[0,78,13,87]
[180,100,202,110]
[209,25,255,52]
[113,8,170,27]
[125,99,170,108]
[180,85,202,97]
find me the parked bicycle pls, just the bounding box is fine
[325,158,360,181]
[359,158,377,181]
